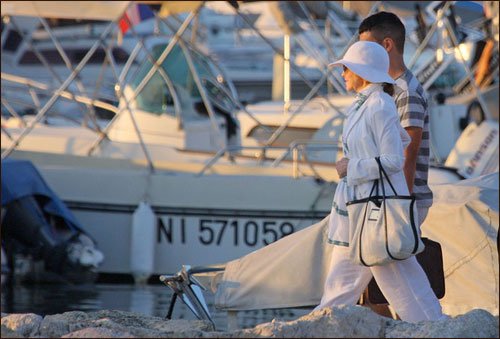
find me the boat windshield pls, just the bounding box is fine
[130,44,235,116]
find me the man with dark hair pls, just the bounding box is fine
[359,11,433,229]
[359,11,406,53]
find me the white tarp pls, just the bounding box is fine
[0,1,130,21]
[421,172,499,316]
[215,215,333,311]
[214,172,499,316]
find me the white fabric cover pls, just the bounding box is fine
[215,216,333,311]
[213,173,499,316]
[421,172,499,316]
[0,1,130,20]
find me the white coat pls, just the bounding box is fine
[343,84,410,199]
[327,84,410,246]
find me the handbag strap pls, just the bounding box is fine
[375,157,398,196]
[368,179,379,197]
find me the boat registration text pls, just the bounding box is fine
[157,215,302,248]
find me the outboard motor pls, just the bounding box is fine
[1,159,104,284]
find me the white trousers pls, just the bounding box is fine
[416,206,429,236]
[416,206,428,230]
[315,206,444,323]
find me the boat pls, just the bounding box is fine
[0,1,359,108]
[0,1,341,282]
[1,1,497,284]
[1,158,104,284]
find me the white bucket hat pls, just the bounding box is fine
[329,41,395,84]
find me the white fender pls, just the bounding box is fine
[130,201,156,284]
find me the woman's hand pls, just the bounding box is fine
[336,157,349,178]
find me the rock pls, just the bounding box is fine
[62,327,135,338]
[38,311,90,337]
[386,309,500,338]
[1,324,25,338]
[232,305,387,338]
[88,310,214,337]
[1,307,498,338]
[1,313,43,337]
[38,310,215,338]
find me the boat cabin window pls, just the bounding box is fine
[19,47,131,65]
[202,77,236,115]
[134,71,177,116]
[247,125,317,147]
[45,18,106,28]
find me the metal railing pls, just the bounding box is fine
[271,140,340,179]
[196,145,289,177]
[197,141,340,180]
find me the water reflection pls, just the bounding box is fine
[1,283,310,331]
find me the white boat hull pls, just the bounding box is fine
[7,150,333,276]
[69,202,327,275]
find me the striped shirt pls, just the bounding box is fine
[394,69,433,208]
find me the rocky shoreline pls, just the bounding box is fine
[1,306,499,338]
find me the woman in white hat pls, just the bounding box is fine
[315,41,444,322]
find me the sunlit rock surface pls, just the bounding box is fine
[233,306,386,338]
[1,313,42,337]
[1,306,498,338]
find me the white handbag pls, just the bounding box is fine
[346,157,425,266]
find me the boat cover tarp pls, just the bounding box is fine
[420,172,499,316]
[0,1,206,21]
[1,158,83,233]
[214,172,499,316]
[0,1,130,21]
[214,215,333,311]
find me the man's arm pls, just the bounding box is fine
[403,126,422,194]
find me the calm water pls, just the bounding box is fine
[0,282,311,331]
